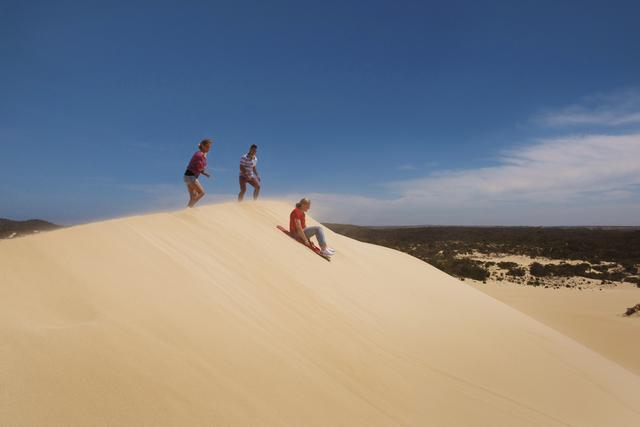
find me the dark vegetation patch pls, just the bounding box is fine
[623,277,640,285]
[529,262,626,281]
[506,266,526,277]
[0,218,61,239]
[497,261,518,269]
[430,258,490,282]
[624,304,640,316]
[325,224,640,284]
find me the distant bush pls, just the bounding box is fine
[495,261,526,277]
[497,261,519,269]
[431,258,489,281]
[530,262,547,277]
[506,266,526,277]
[593,264,610,273]
[563,263,590,276]
[591,271,625,281]
[528,262,591,277]
[527,278,541,287]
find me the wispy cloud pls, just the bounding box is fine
[297,89,640,225]
[390,133,640,203]
[302,133,640,225]
[536,88,640,127]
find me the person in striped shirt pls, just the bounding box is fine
[238,144,261,201]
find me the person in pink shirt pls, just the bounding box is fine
[183,139,212,208]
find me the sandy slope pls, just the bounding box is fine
[1,200,639,426]
[469,282,640,376]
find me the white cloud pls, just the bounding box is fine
[301,133,640,226]
[542,111,640,127]
[391,133,640,203]
[537,88,640,127]
[307,88,640,225]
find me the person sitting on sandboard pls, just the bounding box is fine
[289,198,335,258]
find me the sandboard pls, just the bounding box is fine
[277,225,331,261]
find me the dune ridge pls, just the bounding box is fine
[1,200,639,426]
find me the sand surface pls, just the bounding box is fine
[1,201,639,426]
[469,281,640,376]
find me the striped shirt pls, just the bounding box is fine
[239,153,257,178]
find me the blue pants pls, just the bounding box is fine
[304,226,326,247]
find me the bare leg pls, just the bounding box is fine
[192,191,205,206]
[252,178,261,201]
[187,180,206,207]
[187,183,197,207]
[238,177,247,202]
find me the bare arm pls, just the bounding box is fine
[253,165,259,179]
[295,219,310,245]
[198,154,211,178]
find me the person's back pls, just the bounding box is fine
[289,207,306,235]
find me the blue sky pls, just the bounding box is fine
[2,0,640,225]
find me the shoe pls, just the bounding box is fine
[326,247,336,253]
[320,248,333,257]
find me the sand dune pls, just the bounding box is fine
[469,282,640,376]
[1,200,639,426]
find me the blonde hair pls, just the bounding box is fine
[295,198,310,208]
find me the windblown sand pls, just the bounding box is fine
[1,201,639,426]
